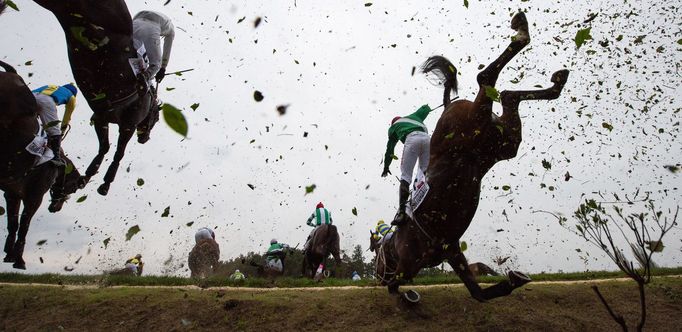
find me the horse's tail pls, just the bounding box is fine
[0,1,7,16]
[421,55,458,109]
[325,224,341,260]
[0,60,17,74]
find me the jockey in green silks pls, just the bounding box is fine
[381,104,433,226]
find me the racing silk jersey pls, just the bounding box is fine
[307,208,332,227]
[266,243,288,259]
[133,10,175,68]
[32,85,77,128]
[231,271,245,280]
[376,223,392,237]
[125,257,141,266]
[383,104,432,171]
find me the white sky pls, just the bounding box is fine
[1,0,680,276]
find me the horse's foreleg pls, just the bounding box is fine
[12,197,43,270]
[98,127,135,196]
[81,120,110,189]
[476,12,530,89]
[3,193,21,262]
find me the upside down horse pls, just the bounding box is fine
[383,12,569,303]
[0,60,81,269]
[34,0,159,196]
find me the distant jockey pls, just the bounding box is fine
[195,227,215,244]
[352,271,361,281]
[230,269,245,280]
[265,239,289,272]
[31,83,78,167]
[375,220,394,245]
[381,104,433,226]
[124,254,144,276]
[304,202,333,251]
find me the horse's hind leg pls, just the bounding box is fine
[446,250,530,302]
[3,193,20,262]
[12,197,44,270]
[80,118,110,189]
[98,127,135,196]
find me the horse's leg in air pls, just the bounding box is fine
[80,118,110,189]
[98,126,135,196]
[446,250,530,302]
[3,193,20,262]
[48,162,67,213]
[473,12,530,121]
[12,196,44,270]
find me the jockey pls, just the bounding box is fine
[375,219,394,245]
[31,83,77,167]
[352,271,361,281]
[132,10,175,84]
[195,227,215,244]
[266,239,289,272]
[304,202,333,250]
[132,10,175,143]
[124,254,144,276]
[381,104,433,226]
[230,269,245,280]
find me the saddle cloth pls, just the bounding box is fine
[25,121,53,166]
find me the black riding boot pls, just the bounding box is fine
[48,135,65,167]
[391,180,410,226]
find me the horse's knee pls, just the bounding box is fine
[98,144,110,155]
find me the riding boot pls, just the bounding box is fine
[48,135,65,167]
[391,180,411,226]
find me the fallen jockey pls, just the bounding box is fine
[304,202,333,251]
[124,254,144,276]
[265,239,289,272]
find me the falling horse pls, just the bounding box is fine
[381,12,569,303]
[34,0,159,196]
[188,238,221,278]
[302,224,341,278]
[0,60,81,269]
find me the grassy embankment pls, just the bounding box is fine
[1,267,681,288]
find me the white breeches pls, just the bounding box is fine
[34,93,60,136]
[400,131,430,183]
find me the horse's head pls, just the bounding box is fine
[369,230,379,252]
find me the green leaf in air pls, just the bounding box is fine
[483,85,500,102]
[136,178,145,186]
[541,159,552,170]
[502,185,511,191]
[602,122,613,131]
[186,221,194,227]
[190,103,200,111]
[460,241,468,252]
[76,195,87,203]
[677,38,682,45]
[5,0,19,11]
[36,240,47,246]
[574,27,592,49]
[463,0,469,8]
[125,225,141,241]
[91,93,106,101]
[161,206,170,217]
[161,103,188,137]
[305,184,317,195]
[445,132,455,139]
[24,60,32,66]
[103,237,111,249]
[352,207,358,216]
[65,162,74,175]
[364,2,372,7]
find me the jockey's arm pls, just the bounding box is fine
[306,214,315,227]
[161,22,175,70]
[61,96,76,132]
[410,104,433,122]
[383,135,398,172]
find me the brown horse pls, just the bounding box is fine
[188,238,221,278]
[381,12,569,302]
[34,0,158,196]
[368,231,498,282]
[302,224,341,278]
[0,60,81,269]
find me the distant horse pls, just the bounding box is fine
[0,60,81,269]
[368,231,498,282]
[302,224,341,278]
[380,12,569,302]
[34,0,158,196]
[188,238,220,278]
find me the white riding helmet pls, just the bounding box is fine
[270,238,277,244]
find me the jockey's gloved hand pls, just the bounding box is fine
[381,169,391,177]
[155,67,166,83]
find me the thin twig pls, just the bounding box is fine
[592,285,628,332]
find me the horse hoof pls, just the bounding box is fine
[3,255,15,263]
[48,200,64,213]
[78,176,89,189]
[13,262,26,270]
[510,12,528,30]
[508,270,532,288]
[402,290,421,305]
[97,183,110,196]
[551,69,570,85]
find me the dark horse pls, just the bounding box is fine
[34,0,158,196]
[369,231,498,283]
[381,12,569,302]
[188,238,221,279]
[302,224,341,278]
[0,60,81,269]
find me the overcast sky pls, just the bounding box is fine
[1,0,680,276]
